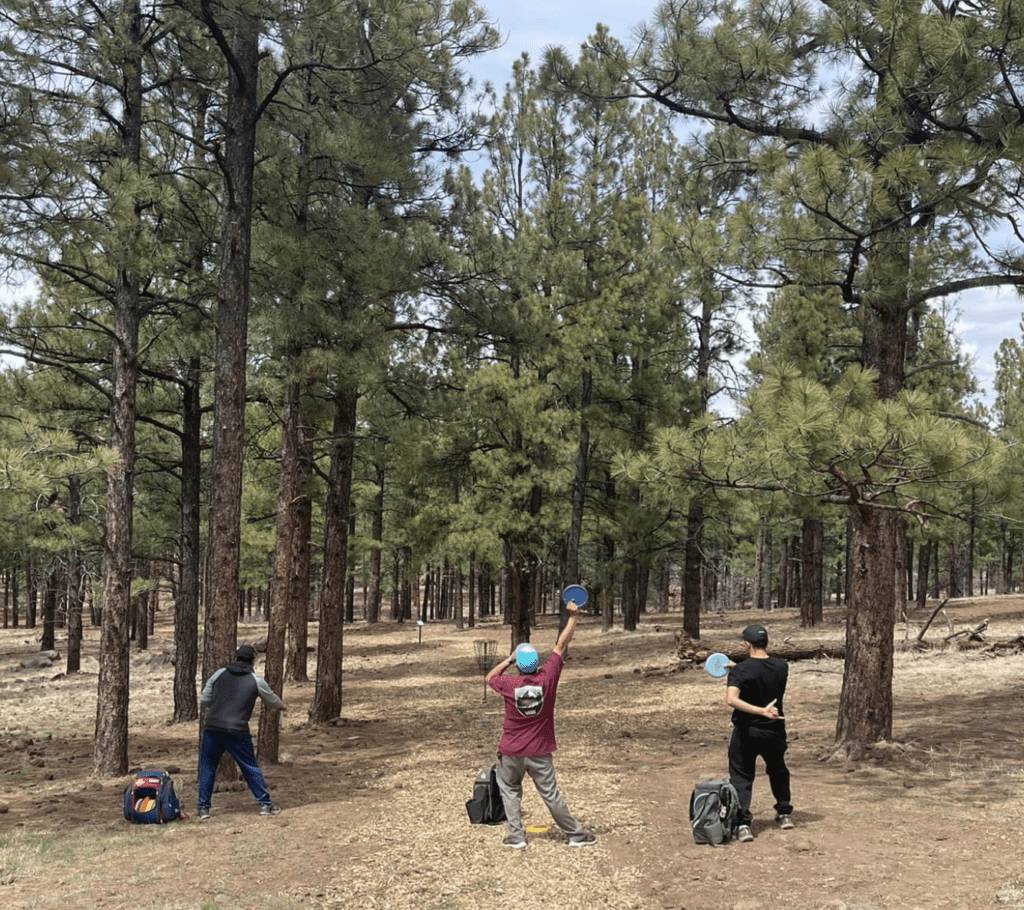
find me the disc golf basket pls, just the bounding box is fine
[473,639,499,702]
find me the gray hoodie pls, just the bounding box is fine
[200,661,284,734]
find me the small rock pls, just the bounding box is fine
[632,667,641,675]
[44,773,54,781]
[39,650,60,661]
[28,758,45,768]
[603,673,614,679]
[620,730,633,739]
[676,726,690,737]
[50,672,65,682]
[0,803,9,814]
[1,874,15,886]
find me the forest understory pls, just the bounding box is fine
[2,597,1023,910]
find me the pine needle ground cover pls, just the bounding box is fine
[1,602,1023,910]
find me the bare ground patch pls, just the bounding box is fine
[1,596,1023,909]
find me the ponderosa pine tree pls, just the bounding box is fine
[599,0,1024,756]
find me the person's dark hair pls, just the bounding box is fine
[235,644,257,665]
[741,624,768,648]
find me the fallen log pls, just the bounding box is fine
[677,638,847,664]
[675,629,1024,668]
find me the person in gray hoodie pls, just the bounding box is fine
[197,644,284,819]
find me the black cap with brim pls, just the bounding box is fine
[741,624,768,647]
[235,645,257,664]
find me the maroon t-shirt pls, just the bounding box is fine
[489,652,564,757]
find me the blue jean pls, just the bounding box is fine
[197,728,271,809]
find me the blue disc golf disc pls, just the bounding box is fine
[562,584,589,607]
[704,652,731,679]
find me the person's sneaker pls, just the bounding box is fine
[258,802,281,817]
[197,806,211,821]
[736,825,754,842]
[502,835,527,849]
[776,814,795,830]
[567,832,598,848]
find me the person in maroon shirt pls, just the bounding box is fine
[486,599,597,849]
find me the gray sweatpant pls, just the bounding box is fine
[496,753,584,839]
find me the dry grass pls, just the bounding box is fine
[2,597,1024,909]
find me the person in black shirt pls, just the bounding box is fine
[725,624,793,842]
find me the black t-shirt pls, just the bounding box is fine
[727,656,788,731]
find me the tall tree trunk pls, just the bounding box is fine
[565,370,592,632]
[173,358,201,722]
[622,557,638,632]
[835,505,898,756]
[399,547,412,623]
[66,477,84,673]
[344,512,356,623]
[843,515,853,605]
[135,589,149,650]
[468,552,476,628]
[309,386,357,724]
[779,537,790,614]
[285,409,314,681]
[391,552,401,621]
[454,565,464,631]
[366,462,384,623]
[509,548,534,649]
[201,0,260,707]
[258,378,302,763]
[27,558,37,628]
[11,564,18,628]
[754,520,766,610]
[600,536,615,632]
[834,219,911,756]
[637,555,651,614]
[915,540,930,611]
[800,518,824,627]
[967,487,976,597]
[41,571,57,651]
[93,0,143,778]
[905,539,914,604]
[930,540,941,599]
[657,558,670,613]
[682,500,703,638]
[894,525,907,619]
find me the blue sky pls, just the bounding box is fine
[470,1,645,89]
[469,0,1024,409]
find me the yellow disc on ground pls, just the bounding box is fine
[526,824,550,834]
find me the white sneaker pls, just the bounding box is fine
[736,825,754,842]
[776,814,794,830]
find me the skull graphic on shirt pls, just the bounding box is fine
[514,684,544,717]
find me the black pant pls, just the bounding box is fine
[728,726,792,826]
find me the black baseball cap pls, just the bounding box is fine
[235,645,257,664]
[741,624,768,647]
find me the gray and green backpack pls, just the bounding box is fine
[689,779,739,845]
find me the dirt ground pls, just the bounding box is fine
[2,596,1024,910]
